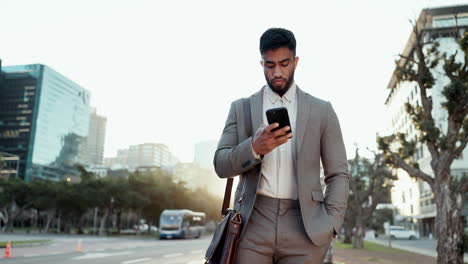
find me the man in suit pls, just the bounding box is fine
[214,28,349,264]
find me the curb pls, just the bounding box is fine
[365,238,436,257]
[364,238,468,260]
[0,241,53,248]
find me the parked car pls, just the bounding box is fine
[133,224,158,233]
[388,226,419,240]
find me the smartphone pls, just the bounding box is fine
[266,107,292,134]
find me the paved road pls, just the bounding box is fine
[1,234,210,264]
[365,236,468,260]
[366,236,436,255]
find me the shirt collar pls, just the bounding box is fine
[265,82,297,104]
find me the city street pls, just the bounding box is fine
[366,236,436,256]
[1,234,210,264]
[366,236,468,260]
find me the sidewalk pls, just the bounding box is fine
[364,237,468,260]
[331,240,436,264]
[332,247,436,264]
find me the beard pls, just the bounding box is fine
[266,71,295,97]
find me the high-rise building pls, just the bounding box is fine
[0,63,90,181]
[194,140,217,169]
[383,5,468,236]
[174,162,224,197]
[104,148,129,168]
[83,108,107,165]
[126,143,179,168]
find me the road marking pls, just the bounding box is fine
[73,251,132,260]
[186,260,205,264]
[122,258,151,264]
[163,253,183,258]
[23,254,41,257]
[190,250,203,254]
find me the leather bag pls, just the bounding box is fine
[205,98,252,264]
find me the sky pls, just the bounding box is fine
[1,0,467,162]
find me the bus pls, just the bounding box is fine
[159,209,206,239]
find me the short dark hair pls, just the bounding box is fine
[259,28,296,55]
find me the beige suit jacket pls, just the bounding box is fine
[214,86,349,246]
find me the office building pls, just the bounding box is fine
[0,63,90,181]
[83,108,107,165]
[105,143,179,170]
[127,143,179,168]
[383,5,468,236]
[194,140,217,169]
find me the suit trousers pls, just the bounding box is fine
[235,195,331,264]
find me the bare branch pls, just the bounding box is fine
[446,116,464,157]
[412,22,440,161]
[390,152,435,188]
[454,137,468,158]
[461,180,468,193]
[398,54,420,65]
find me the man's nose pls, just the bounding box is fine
[273,66,282,78]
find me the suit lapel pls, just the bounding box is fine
[250,86,265,135]
[295,87,310,155]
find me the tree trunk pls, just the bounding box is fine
[116,210,122,233]
[7,208,22,233]
[343,225,353,244]
[99,209,109,236]
[434,178,464,264]
[77,215,85,234]
[353,217,365,249]
[93,207,98,235]
[43,210,54,233]
[0,208,9,232]
[56,212,61,233]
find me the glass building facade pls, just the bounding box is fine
[0,64,90,181]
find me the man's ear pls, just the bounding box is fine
[294,56,299,69]
[260,60,264,67]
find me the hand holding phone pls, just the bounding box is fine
[251,107,293,155]
[266,107,292,135]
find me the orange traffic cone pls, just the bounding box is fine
[76,239,82,252]
[3,241,11,258]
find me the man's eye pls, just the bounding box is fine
[266,64,275,68]
[281,62,289,67]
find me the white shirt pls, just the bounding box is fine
[254,83,298,199]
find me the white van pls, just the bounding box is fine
[388,225,420,240]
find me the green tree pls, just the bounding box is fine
[0,178,33,232]
[0,153,5,172]
[55,180,87,233]
[378,24,468,263]
[346,149,395,248]
[30,179,59,233]
[369,208,394,234]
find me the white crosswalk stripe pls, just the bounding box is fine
[186,260,205,264]
[163,252,183,258]
[122,257,151,264]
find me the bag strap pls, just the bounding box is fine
[221,98,252,216]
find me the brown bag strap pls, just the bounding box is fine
[221,98,252,216]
